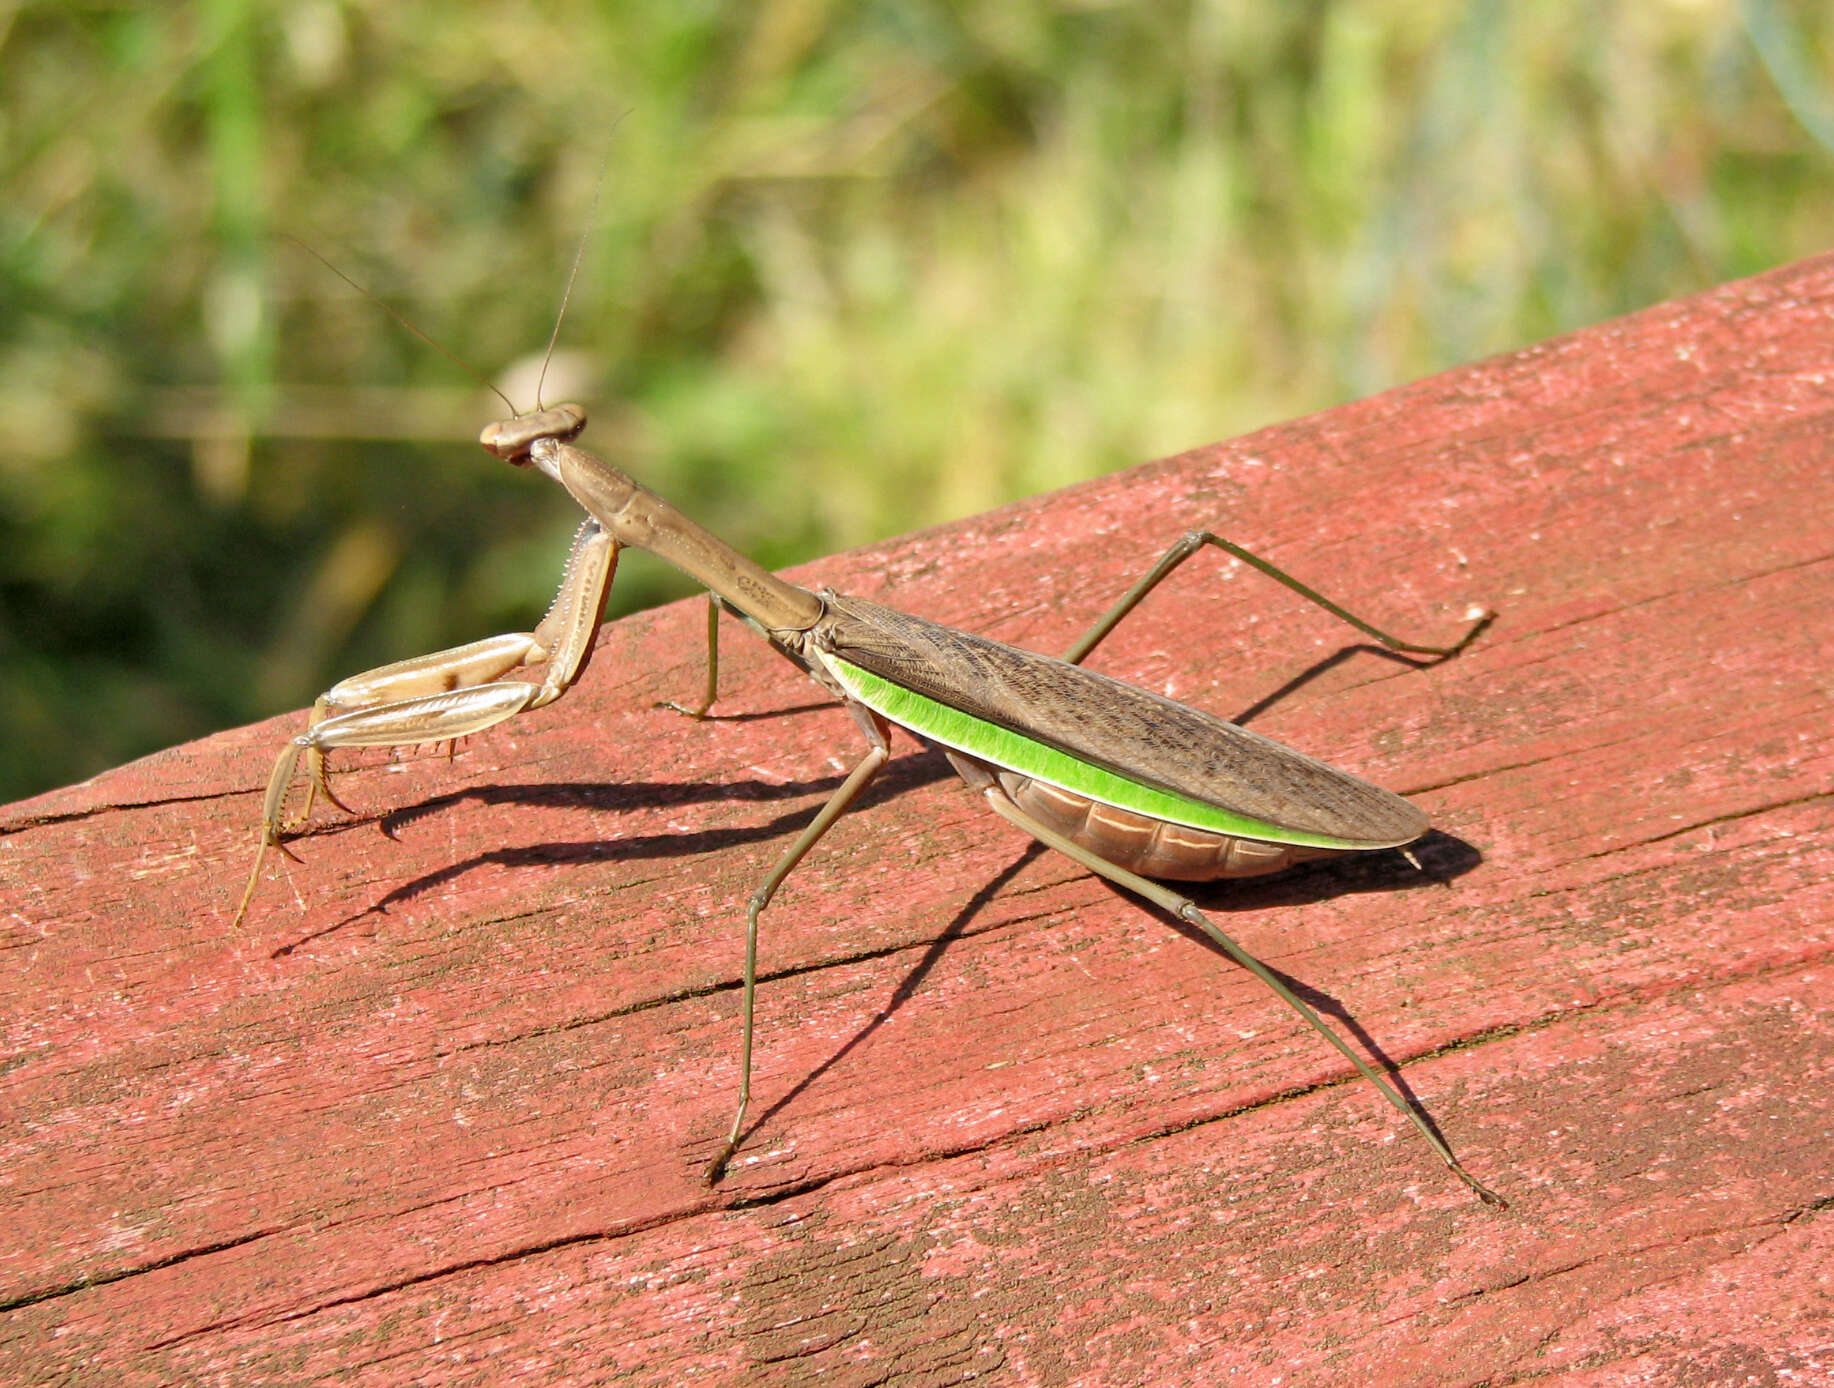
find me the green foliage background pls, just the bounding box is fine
[3,0,1831,802]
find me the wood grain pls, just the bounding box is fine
[4,253,1831,1385]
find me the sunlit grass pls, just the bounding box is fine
[1,0,1830,799]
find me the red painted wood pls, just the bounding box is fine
[5,254,1833,1385]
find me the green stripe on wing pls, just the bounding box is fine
[826,655,1372,850]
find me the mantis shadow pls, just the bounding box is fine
[1224,641,1468,727]
[267,749,954,955]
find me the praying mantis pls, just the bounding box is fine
[235,244,1502,1207]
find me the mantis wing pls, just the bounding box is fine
[816,595,1427,849]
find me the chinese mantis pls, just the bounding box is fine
[236,248,1501,1205]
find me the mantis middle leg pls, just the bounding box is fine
[706,703,894,1184]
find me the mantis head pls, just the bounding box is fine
[479,403,589,481]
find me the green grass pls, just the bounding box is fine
[2,0,1831,801]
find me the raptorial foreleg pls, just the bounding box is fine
[231,519,618,925]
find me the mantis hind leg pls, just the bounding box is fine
[978,783,1505,1208]
[1062,530,1492,667]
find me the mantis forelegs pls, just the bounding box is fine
[231,519,619,926]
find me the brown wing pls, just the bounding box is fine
[821,595,1427,847]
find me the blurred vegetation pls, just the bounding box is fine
[2,0,1832,803]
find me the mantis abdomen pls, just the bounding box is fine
[989,767,1342,881]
